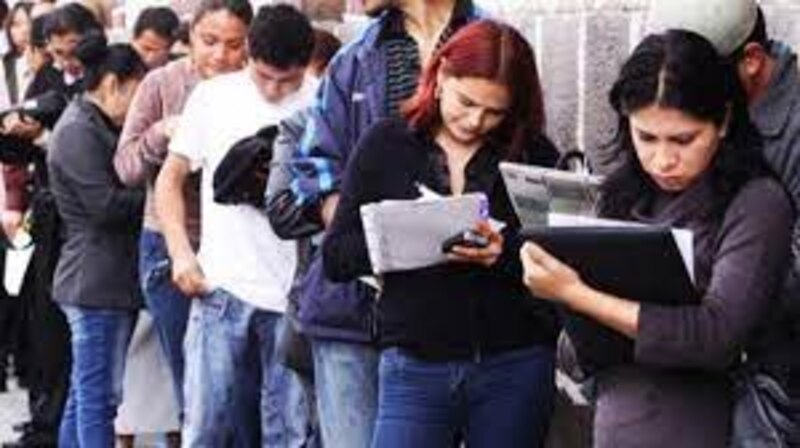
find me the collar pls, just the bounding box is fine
[750,41,800,138]
[414,125,502,194]
[630,174,717,228]
[77,95,119,133]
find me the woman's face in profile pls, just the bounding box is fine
[629,104,723,192]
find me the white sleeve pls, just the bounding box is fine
[168,82,208,172]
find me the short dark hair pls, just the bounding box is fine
[133,7,179,43]
[175,20,190,46]
[44,3,101,38]
[191,0,252,28]
[310,28,341,74]
[76,30,147,91]
[0,0,9,27]
[30,14,47,49]
[247,4,314,69]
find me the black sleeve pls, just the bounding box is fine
[636,180,794,370]
[321,124,388,282]
[265,110,324,239]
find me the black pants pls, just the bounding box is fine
[0,242,33,384]
[21,190,70,435]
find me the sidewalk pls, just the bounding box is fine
[0,383,162,447]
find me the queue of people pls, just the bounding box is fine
[0,0,798,447]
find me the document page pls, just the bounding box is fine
[360,192,488,274]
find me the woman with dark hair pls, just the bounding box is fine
[521,30,794,447]
[323,20,559,447]
[3,1,33,104]
[46,31,147,447]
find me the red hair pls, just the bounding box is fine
[402,20,546,161]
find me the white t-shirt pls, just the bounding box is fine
[170,69,316,312]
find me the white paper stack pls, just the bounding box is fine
[360,192,488,274]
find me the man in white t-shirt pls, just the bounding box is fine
[154,5,317,446]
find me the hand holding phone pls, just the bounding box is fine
[442,229,490,253]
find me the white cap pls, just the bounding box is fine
[646,0,759,57]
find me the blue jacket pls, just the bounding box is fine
[278,3,481,342]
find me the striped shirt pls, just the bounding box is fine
[381,2,472,116]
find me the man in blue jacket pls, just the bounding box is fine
[268,0,482,446]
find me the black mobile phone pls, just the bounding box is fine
[441,230,490,253]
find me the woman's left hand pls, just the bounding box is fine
[520,242,582,303]
[447,220,504,267]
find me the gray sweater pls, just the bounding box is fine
[593,176,793,448]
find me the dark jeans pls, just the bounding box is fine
[372,346,556,448]
[138,230,190,410]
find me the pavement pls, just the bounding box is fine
[0,379,163,447]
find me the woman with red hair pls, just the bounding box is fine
[322,20,559,447]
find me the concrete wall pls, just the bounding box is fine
[471,0,800,173]
[305,0,800,173]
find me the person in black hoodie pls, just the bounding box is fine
[323,20,559,448]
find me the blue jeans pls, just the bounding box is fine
[183,288,314,447]
[311,338,379,448]
[59,305,137,448]
[372,346,556,448]
[139,230,190,410]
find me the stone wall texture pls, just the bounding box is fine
[305,0,800,173]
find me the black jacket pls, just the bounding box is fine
[323,119,560,360]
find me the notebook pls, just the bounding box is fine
[360,192,488,274]
[523,225,699,371]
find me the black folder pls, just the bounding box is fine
[522,226,700,371]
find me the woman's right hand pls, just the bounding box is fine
[171,253,209,298]
[520,242,583,304]
[1,113,43,140]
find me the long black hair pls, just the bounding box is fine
[599,30,767,219]
[5,2,32,57]
[75,30,146,91]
